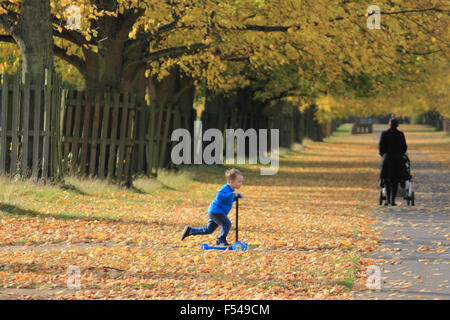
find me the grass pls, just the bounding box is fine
[133,169,194,193]
[332,123,352,136]
[337,278,354,291]
[335,255,359,292]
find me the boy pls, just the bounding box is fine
[181,168,243,246]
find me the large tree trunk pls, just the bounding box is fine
[13,0,53,78]
[203,87,266,131]
[148,65,195,130]
[0,0,54,77]
[120,41,147,102]
[0,0,54,177]
[147,66,196,170]
[202,87,268,160]
[148,65,194,106]
[82,10,144,97]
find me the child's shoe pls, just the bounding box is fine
[216,240,230,246]
[181,226,191,240]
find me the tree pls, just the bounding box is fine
[0,0,53,79]
[1,0,448,117]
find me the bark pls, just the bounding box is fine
[0,0,53,78]
[82,9,144,97]
[203,86,266,130]
[148,66,194,106]
[120,39,147,102]
[0,0,54,177]
[147,66,196,170]
[148,65,196,133]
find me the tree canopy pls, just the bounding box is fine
[0,0,448,119]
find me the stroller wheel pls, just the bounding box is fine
[379,191,383,205]
[411,192,415,206]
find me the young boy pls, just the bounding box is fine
[181,168,243,246]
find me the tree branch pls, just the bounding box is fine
[0,33,14,44]
[330,6,449,23]
[124,43,209,68]
[52,16,90,46]
[124,21,179,54]
[0,12,15,35]
[53,44,86,76]
[262,88,313,105]
[218,7,449,32]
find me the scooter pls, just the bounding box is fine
[201,197,248,252]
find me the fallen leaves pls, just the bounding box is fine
[0,128,384,300]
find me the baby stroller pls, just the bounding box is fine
[379,152,415,206]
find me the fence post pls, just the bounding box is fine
[136,100,146,174]
[153,102,164,173]
[21,72,31,177]
[158,103,173,169]
[98,92,110,179]
[32,74,42,181]
[124,94,136,182]
[145,102,156,176]
[41,69,53,179]
[70,91,83,174]
[0,73,9,175]
[10,73,20,178]
[88,92,101,177]
[443,118,449,133]
[54,73,64,181]
[61,89,71,173]
[117,93,129,179]
[80,91,92,176]
[107,92,120,180]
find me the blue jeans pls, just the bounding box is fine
[189,213,232,242]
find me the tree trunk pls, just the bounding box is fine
[0,0,54,178]
[83,14,141,96]
[13,0,54,78]
[147,66,195,171]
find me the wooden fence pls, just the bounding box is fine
[0,71,63,181]
[350,123,373,134]
[134,101,194,175]
[202,101,337,151]
[0,71,195,183]
[61,90,137,180]
[443,118,449,133]
[0,71,340,183]
[61,92,194,181]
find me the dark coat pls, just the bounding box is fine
[379,128,408,182]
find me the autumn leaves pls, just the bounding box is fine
[0,125,385,299]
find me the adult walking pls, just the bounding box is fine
[379,118,408,206]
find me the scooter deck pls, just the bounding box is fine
[201,243,233,250]
[201,241,248,251]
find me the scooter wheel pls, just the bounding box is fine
[233,241,247,252]
[201,243,209,250]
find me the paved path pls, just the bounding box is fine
[356,129,449,300]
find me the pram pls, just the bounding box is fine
[379,152,415,206]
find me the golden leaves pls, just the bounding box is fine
[0,124,386,299]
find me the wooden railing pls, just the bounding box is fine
[0,71,63,181]
[350,123,373,134]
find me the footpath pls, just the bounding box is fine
[356,125,449,299]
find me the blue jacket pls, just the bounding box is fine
[208,184,240,214]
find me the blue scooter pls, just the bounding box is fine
[201,197,248,252]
